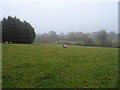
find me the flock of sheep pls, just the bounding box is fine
[5,41,67,48]
[5,41,12,44]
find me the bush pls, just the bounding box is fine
[2,16,36,44]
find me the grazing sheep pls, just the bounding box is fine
[63,44,67,48]
[5,41,8,44]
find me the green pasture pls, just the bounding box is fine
[2,44,118,88]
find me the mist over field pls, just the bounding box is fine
[1,1,118,34]
[1,0,119,88]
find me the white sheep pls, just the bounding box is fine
[5,41,8,44]
[63,44,67,48]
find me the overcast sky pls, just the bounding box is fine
[0,0,118,34]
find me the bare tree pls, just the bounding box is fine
[96,29,108,46]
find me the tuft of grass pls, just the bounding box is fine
[2,44,118,88]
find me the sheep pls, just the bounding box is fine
[5,41,8,44]
[63,44,67,48]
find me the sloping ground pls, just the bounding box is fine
[2,44,118,88]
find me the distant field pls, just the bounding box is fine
[2,44,118,88]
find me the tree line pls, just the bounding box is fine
[34,30,119,48]
[1,16,118,47]
[2,16,36,44]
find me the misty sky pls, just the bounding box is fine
[1,1,118,34]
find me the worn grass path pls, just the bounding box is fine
[2,44,118,88]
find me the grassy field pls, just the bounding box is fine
[2,44,118,88]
